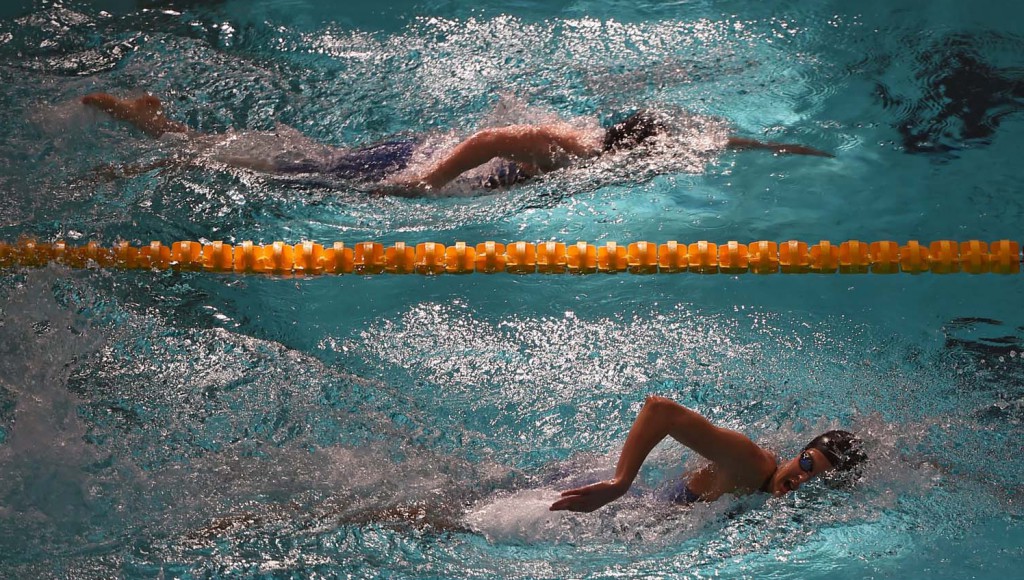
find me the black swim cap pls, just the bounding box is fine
[803,430,867,472]
[603,111,666,152]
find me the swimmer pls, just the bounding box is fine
[550,395,866,512]
[81,92,833,193]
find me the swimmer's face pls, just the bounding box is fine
[768,448,834,497]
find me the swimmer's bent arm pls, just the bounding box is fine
[413,124,598,189]
[549,395,763,512]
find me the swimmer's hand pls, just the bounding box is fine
[549,479,627,512]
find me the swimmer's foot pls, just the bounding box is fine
[82,92,190,137]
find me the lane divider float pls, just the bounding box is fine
[0,238,1020,275]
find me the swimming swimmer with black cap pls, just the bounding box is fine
[398,109,832,192]
[81,93,833,194]
[550,396,866,512]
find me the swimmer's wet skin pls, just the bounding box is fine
[82,93,191,137]
[81,93,833,194]
[549,396,865,512]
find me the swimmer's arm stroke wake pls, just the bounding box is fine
[549,396,769,513]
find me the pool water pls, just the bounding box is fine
[1,0,1023,577]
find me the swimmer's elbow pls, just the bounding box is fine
[643,394,677,411]
[461,128,525,162]
[641,395,722,444]
[642,395,698,425]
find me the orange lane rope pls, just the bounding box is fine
[0,238,1019,275]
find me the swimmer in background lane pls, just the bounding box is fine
[550,396,866,512]
[81,92,833,194]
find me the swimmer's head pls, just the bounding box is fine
[804,430,867,473]
[602,111,666,152]
[768,430,866,497]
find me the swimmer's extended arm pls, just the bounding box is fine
[550,396,765,512]
[726,136,834,158]
[413,124,599,189]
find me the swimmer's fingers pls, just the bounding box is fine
[548,498,575,511]
[549,493,591,512]
[557,483,600,497]
[548,492,609,513]
[549,480,626,512]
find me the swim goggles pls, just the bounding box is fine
[799,450,815,473]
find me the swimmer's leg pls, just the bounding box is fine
[82,93,193,138]
[726,136,834,158]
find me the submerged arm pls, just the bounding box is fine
[82,93,192,138]
[550,396,764,512]
[727,136,834,158]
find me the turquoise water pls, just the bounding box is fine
[1,0,1023,577]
